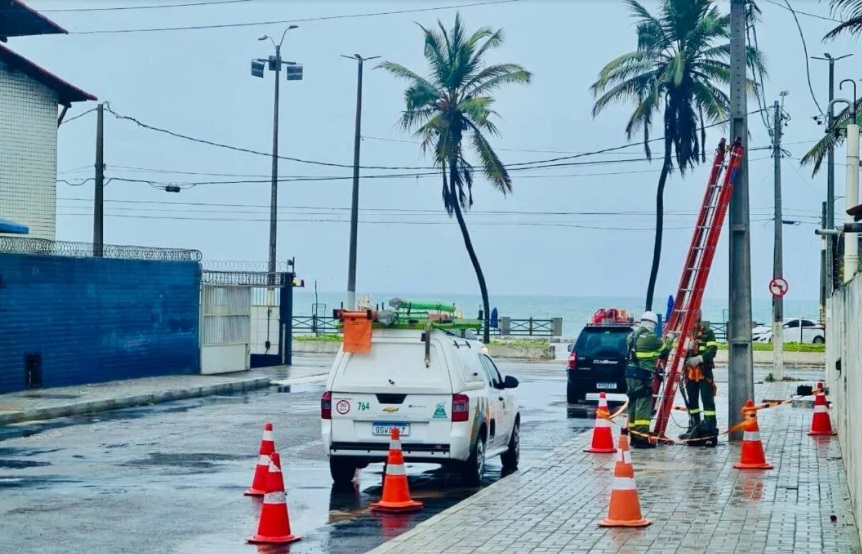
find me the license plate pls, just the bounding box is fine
[596,382,617,390]
[372,422,411,437]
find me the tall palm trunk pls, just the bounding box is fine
[448,160,491,343]
[645,132,674,312]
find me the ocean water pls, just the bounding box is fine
[291,291,820,338]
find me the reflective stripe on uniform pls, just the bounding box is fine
[633,419,651,426]
[612,476,637,490]
[703,410,716,417]
[688,408,700,415]
[635,351,661,359]
[263,491,286,505]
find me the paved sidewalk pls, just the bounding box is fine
[369,376,861,554]
[0,353,332,425]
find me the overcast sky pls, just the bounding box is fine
[9,0,857,301]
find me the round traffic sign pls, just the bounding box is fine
[769,277,789,297]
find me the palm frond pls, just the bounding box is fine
[467,121,512,196]
[464,63,531,97]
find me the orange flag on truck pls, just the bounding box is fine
[343,312,373,354]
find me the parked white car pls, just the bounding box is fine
[320,325,521,486]
[752,318,825,344]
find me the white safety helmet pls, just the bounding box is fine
[640,311,659,325]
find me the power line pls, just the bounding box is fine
[762,0,842,23]
[35,0,250,12]
[54,210,789,231]
[70,0,519,34]
[781,0,825,115]
[59,107,98,126]
[54,155,775,189]
[103,104,769,174]
[55,196,821,216]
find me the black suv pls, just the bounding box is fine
[566,322,634,404]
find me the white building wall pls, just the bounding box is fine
[826,279,862,548]
[0,62,59,241]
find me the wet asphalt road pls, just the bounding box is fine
[0,357,596,554]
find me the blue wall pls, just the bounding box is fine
[0,254,200,393]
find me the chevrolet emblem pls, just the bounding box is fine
[382,406,399,413]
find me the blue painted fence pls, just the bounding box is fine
[0,254,201,393]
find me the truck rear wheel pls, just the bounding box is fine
[329,458,357,484]
[460,434,486,486]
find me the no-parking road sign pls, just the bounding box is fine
[769,277,789,298]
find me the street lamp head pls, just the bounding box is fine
[258,35,269,41]
[288,24,298,30]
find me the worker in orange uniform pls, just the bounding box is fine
[679,310,719,446]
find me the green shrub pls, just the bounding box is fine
[716,342,824,353]
[293,334,342,343]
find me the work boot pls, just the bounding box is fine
[679,415,701,440]
[685,421,707,447]
[703,420,719,448]
[631,439,656,449]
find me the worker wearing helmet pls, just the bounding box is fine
[624,310,673,448]
[679,310,719,445]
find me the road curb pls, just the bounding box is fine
[0,376,271,426]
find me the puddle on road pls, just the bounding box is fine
[123,452,249,470]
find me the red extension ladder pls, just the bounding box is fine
[651,137,745,442]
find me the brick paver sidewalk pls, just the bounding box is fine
[369,378,861,554]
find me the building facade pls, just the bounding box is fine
[0,0,96,240]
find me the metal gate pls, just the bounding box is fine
[200,271,255,374]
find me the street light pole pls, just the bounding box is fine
[812,54,852,306]
[252,25,300,276]
[841,79,859,282]
[342,53,379,311]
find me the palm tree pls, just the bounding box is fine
[378,12,531,343]
[590,0,765,312]
[823,0,862,40]
[800,104,862,176]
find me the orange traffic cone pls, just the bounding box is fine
[598,427,651,528]
[809,386,837,436]
[245,422,276,496]
[584,392,617,453]
[247,452,301,544]
[370,428,423,513]
[733,400,773,470]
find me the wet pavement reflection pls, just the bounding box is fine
[0,361,597,554]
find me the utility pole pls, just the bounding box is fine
[251,26,301,277]
[820,201,827,324]
[727,0,753,442]
[812,54,852,298]
[772,96,786,380]
[342,53,379,311]
[841,79,859,282]
[93,102,104,257]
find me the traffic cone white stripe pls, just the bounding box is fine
[743,430,761,442]
[258,454,270,465]
[596,418,611,428]
[611,476,637,491]
[390,439,402,450]
[622,450,631,464]
[814,404,827,413]
[262,431,274,441]
[386,463,407,476]
[263,491,287,505]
